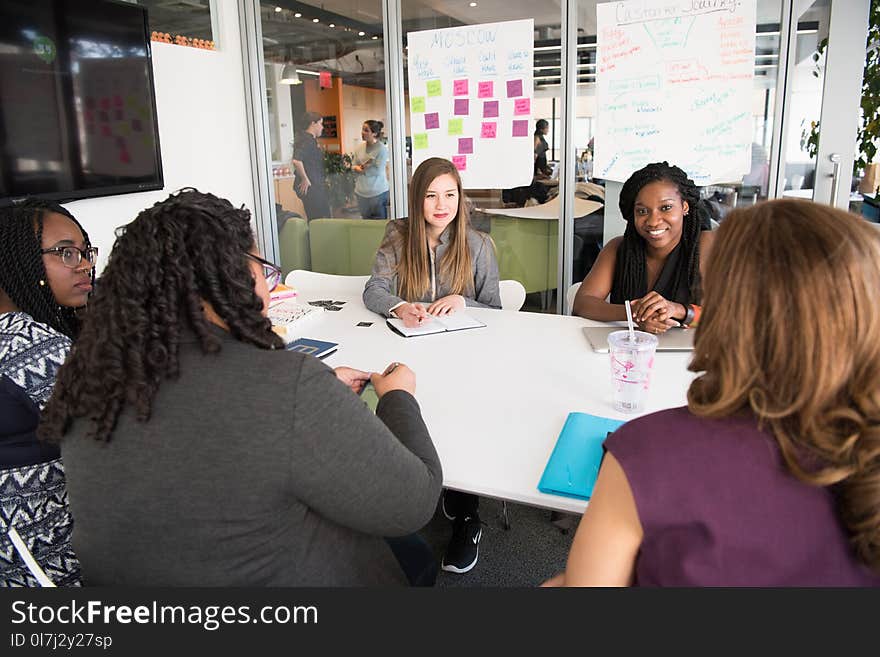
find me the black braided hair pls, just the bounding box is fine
[40,189,282,444]
[610,162,703,305]
[0,199,93,338]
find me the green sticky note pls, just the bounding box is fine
[426,80,442,97]
[447,118,463,135]
[413,133,429,150]
[411,96,426,113]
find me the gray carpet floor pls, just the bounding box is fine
[420,496,578,587]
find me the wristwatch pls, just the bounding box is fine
[682,304,695,325]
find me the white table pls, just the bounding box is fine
[287,290,695,514]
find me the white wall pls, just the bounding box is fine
[66,1,254,274]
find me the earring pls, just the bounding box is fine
[39,279,46,287]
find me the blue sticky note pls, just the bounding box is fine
[537,412,625,500]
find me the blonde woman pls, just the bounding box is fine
[546,199,880,586]
[363,157,501,574]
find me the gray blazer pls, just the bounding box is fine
[363,219,501,316]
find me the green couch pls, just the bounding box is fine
[489,216,557,294]
[308,218,390,275]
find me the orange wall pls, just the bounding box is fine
[304,77,343,152]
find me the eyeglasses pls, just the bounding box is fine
[245,253,282,292]
[41,246,99,269]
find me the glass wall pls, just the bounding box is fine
[259,0,388,277]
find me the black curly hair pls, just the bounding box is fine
[610,161,704,305]
[0,199,93,338]
[40,189,282,444]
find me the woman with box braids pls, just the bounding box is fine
[572,162,714,334]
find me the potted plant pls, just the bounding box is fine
[323,151,357,215]
[801,0,880,193]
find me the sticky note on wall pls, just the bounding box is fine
[413,133,429,149]
[478,81,494,98]
[452,155,467,171]
[425,112,440,130]
[458,137,474,154]
[507,79,523,98]
[483,101,499,118]
[514,98,531,115]
[411,96,426,113]
[454,99,469,116]
[426,80,442,97]
[481,122,497,138]
[453,79,469,96]
[512,120,529,137]
[448,118,464,135]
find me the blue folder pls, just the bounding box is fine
[538,413,626,501]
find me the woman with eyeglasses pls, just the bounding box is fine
[40,189,443,586]
[0,199,96,587]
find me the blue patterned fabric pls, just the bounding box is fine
[0,312,80,587]
[0,312,72,410]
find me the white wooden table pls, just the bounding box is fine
[286,288,695,514]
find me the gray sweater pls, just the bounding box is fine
[363,219,501,316]
[60,326,443,586]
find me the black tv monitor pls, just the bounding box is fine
[0,0,163,206]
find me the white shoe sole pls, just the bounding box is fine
[441,529,481,573]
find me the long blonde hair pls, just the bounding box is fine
[688,199,880,570]
[396,158,473,301]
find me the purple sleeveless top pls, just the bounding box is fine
[605,406,880,586]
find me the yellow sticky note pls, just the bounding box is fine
[426,80,442,97]
[411,96,426,113]
[413,133,429,150]
[447,119,463,135]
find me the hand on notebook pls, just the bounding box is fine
[394,303,432,328]
[371,362,416,397]
[426,295,465,316]
[334,367,371,395]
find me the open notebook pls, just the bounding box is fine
[386,312,485,337]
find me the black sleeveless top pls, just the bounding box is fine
[609,241,692,305]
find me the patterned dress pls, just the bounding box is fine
[0,312,81,587]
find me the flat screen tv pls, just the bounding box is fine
[0,0,163,206]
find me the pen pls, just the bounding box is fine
[384,362,400,376]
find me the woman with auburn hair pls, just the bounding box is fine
[546,199,880,586]
[40,189,443,586]
[363,156,501,575]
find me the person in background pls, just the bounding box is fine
[363,157,501,574]
[572,161,714,334]
[291,111,331,220]
[352,120,390,219]
[40,189,443,586]
[534,119,552,177]
[0,200,96,587]
[545,199,880,586]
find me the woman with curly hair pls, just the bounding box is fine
[40,189,443,586]
[547,199,880,586]
[1,199,95,587]
[572,161,714,334]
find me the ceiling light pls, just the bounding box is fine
[280,64,302,85]
[358,31,365,36]
[371,35,378,40]
[275,6,282,12]
[294,12,302,17]
[313,18,319,23]
[329,23,335,27]
[470,2,478,6]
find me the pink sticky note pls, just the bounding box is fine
[119,150,131,164]
[101,125,112,137]
[512,120,529,137]
[113,95,123,107]
[425,112,440,130]
[131,118,143,132]
[483,100,499,118]
[454,98,469,116]
[514,98,531,115]
[452,155,467,171]
[480,122,497,139]
[99,97,111,110]
[507,79,523,97]
[453,79,469,96]
[458,137,474,154]
[478,81,494,98]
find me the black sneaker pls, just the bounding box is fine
[441,492,457,521]
[441,515,482,573]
